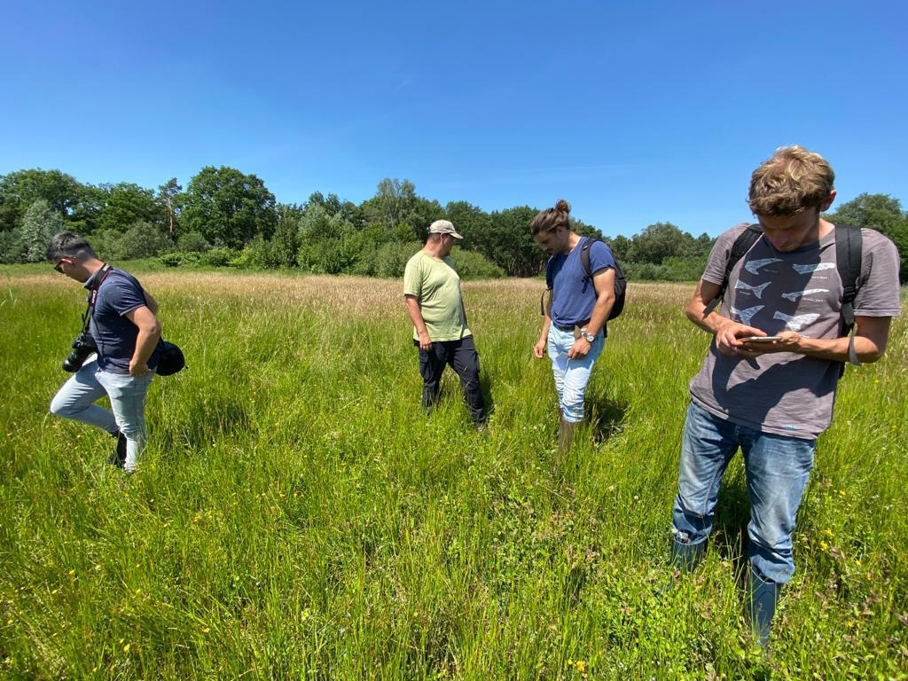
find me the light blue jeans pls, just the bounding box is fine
[671,401,816,584]
[50,355,154,472]
[547,326,605,423]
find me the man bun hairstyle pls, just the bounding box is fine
[530,199,572,235]
[748,145,835,217]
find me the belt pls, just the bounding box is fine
[554,320,590,332]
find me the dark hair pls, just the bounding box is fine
[530,199,571,235]
[46,232,97,263]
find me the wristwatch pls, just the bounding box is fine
[580,327,596,343]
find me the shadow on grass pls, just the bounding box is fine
[587,396,629,444]
[713,463,753,584]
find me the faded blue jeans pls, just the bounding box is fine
[50,355,155,472]
[671,401,816,584]
[547,325,605,423]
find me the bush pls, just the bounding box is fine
[0,228,26,264]
[374,242,422,278]
[177,231,211,253]
[297,230,362,274]
[451,249,506,279]
[159,252,183,267]
[199,248,237,267]
[231,236,273,269]
[117,222,173,260]
[623,256,706,282]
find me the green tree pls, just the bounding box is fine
[21,199,65,262]
[0,228,25,263]
[181,166,278,249]
[607,235,631,260]
[472,206,545,277]
[271,206,301,268]
[97,183,167,234]
[157,178,183,238]
[444,201,488,251]
[114,221,173,260]
[0,200,18,233]
[827,193,908,284]
[297,203,363,274]
[0,169,84,230]
[627,222,697,265]
[360,178,444,241]
[694,232,715,258]
[362,178,416,232]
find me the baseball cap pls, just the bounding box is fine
[429,219,463,239]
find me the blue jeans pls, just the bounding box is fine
[50,355,155,472]
[547,326,605,423]
[671,401,815,584]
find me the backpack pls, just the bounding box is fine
[581,238,627,321]
[544,237,627,321]
[703,223,864,336]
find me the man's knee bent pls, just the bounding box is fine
[50,393,79,419]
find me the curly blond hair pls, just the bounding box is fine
[747,146,835,216]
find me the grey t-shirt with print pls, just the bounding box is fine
[689,224,901,439]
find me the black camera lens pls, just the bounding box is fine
[62,332,97,372]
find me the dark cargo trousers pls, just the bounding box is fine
[416,335,486,426]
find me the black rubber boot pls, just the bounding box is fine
[106,431,126,469]
[558,419,576,452]
[670,537,705,573]
[749,566,781,648]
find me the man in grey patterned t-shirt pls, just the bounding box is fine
[668,146,901,647]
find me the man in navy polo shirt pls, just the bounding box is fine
[47,232,162,472]
[531,199,619,451]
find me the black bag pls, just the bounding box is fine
[156,340,185,376]
[579,237,626,321]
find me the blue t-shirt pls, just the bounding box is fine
[86,267,160,374]
[546,237,617,327]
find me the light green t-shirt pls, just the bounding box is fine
[403,250,471,342]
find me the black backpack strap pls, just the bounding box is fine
[580,237,597,282]
[835,224,863,336]
[703,224,762,315]
[541,257,554,316]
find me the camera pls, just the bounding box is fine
[62,331,97,372]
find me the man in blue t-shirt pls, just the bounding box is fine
[530,200,619,451]
[47,232,162,472]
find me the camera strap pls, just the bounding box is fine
[80,264,114,333]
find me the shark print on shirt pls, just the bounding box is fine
[735,281,771,299]
[731,305,765,326]
[793,262,836,275]
[773,311,820,331]
[781,288,829,302]
[744,257,784,275]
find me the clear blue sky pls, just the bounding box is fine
[2,0,905,238]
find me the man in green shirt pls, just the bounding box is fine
[403,220,487,427]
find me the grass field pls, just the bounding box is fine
[1,267,906,680]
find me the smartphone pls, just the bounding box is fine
[742,336,781,343]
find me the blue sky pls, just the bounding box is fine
[2,1,905,238]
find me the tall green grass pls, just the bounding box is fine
[1,268,905,680]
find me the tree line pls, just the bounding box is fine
[1,167,905,282]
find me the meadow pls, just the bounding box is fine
[0,266,906,680]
